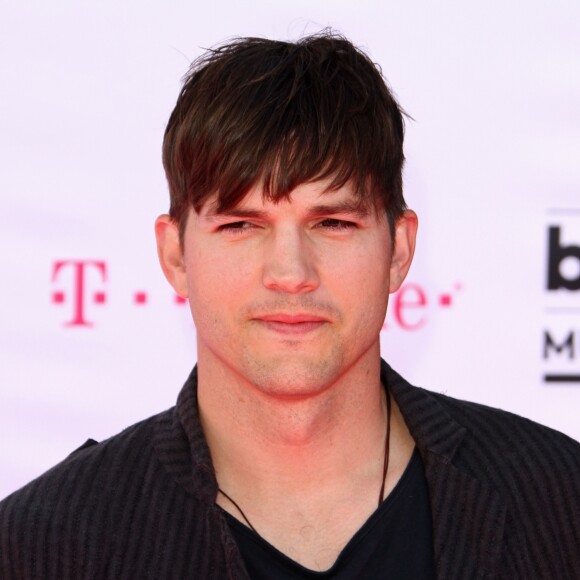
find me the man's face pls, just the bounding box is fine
[156,180,417,398]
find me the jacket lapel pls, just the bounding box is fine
[383,361,507,578]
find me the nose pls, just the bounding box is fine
[262,227,319,294]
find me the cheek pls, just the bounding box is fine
[335,244,390,330]
[185,249,256,321]
[337,242,390,296]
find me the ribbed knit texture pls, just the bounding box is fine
[1,361,579,579]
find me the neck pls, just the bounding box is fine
[196,346,409,501]
[195,347,415,570]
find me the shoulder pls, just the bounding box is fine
[0,408,175,511]
[419,388,580,523]
[0,405,231,578]
[430,390,580,572]
[3,410,164,497]
[384,360,580,483]
[385,358,580,469]
[429,388,580,465]
[381,361,580,472]
[0,409,176,574]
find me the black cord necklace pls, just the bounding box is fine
[217,387,392,534]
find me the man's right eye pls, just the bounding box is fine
[217,221,256,234]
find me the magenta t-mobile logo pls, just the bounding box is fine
[51,260,108,327]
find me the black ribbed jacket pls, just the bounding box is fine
[1,361,579,579]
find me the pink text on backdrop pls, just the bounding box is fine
[50,259,462,330]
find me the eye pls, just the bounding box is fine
[317,219,357,231]
[217,221,257,234]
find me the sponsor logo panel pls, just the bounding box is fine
[543,209,580,384]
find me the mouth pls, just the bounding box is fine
[253,313,328,335]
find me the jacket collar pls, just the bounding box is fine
[156,361,507,576]
[154,365,219,503]
[382,359,467,461]
[382,360,507,578]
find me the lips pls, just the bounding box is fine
[253,313,328,335]
[257,313,328,323]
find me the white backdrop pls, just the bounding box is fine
[1,0,579,499]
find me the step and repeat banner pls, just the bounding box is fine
[1,0,579,499]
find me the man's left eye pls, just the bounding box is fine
[317,219,357,230]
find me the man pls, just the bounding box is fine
[1,33,579,579]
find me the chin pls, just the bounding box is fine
[239,347,345,398]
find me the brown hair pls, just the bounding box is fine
[162,32,408,239]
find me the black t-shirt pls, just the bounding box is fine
[223,448,436,579]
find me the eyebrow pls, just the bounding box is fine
[203,200,371,221]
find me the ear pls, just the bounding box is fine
[154,214,188,298]
[389,210,418,293]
